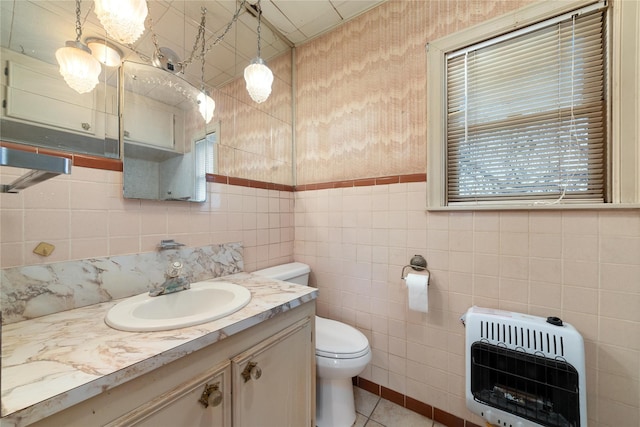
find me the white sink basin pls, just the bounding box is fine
[105,281,252,332]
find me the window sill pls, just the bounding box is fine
[426,202,640,212]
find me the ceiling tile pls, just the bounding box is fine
[333,0,383,20]
[271,1,339,28]
[2,0,387,88]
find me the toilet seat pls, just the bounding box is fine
[315,316,370,359]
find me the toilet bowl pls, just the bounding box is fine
[315,316,372,427]
[252,262,372,427]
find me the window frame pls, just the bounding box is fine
[194,130,216,202]
[426,0,640,210]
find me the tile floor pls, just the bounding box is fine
[353,387,447,427]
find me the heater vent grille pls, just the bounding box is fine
[470,342,580,427]
[479,320,565,357]
[465,307,587,427]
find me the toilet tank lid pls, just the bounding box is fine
[252,262,310,281]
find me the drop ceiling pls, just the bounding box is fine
[0,0,386,88]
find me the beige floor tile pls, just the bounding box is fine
[370,398,433,427]
[364,420,385,427]
[354,413,369,427]
[355,387,381,417]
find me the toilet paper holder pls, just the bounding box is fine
[401,254,430,284]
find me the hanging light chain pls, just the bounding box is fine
[185,8,207,73]
[180,0,248,71]
[74,0,83,42]
[145,1,163,61]
[200,9,207,91]
[125,0,248,71]
[256,0,262,58]
[150,21,162,60]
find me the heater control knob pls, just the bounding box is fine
[546,316,563,326]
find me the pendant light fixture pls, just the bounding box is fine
[55,0,102,94]
[94,0,147,45]
[194,8,215,123]
[244,0,273,104]
[198,91,215,124]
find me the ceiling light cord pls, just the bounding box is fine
[74,0,83,42]
[256,1,263,59]
[200,10,207,91]
[193,8,215,123]
[243,0,274,103]
[186,8,207,75]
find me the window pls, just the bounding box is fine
[427,0,640,210]
[195,131,216,202]
[447,5,606,203]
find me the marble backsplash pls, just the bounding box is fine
[0,243,243,325]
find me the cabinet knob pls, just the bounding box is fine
[81,122,91,130]
[241,361,262,383]
[124,130,130,138]
[198,382,222,408]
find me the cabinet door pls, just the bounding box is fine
[232,317,314,427]
[123,98,176,149]
[106,361,232,427]
[5,61,96,135]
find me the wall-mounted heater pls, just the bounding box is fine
[462,306,587,427]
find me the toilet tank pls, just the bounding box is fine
[252,262,311,286]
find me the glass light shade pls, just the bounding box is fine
[197,91,215,124]
[87,39,122,67]
[55,42,102,94]
[94,0,148,44]
[244,58,273,104]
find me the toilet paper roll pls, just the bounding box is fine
[406,273,429,313]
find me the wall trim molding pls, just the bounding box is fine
[0,141,123,171]
[1,143,426,193]
[295,173,426,192]
[206,173,295,192]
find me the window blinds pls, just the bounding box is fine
[445,4,607,204]
[195,132,215,201]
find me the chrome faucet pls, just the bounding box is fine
[150,261,191,297]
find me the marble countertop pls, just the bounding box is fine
[1,273,317,426]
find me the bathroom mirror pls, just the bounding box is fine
[120,0,294,202]
[0,1,119,159]
[121,60,212,202]
[0,0,295,193]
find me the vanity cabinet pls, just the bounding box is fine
[28,302,315,427]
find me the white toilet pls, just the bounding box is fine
[252,262,372,427]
